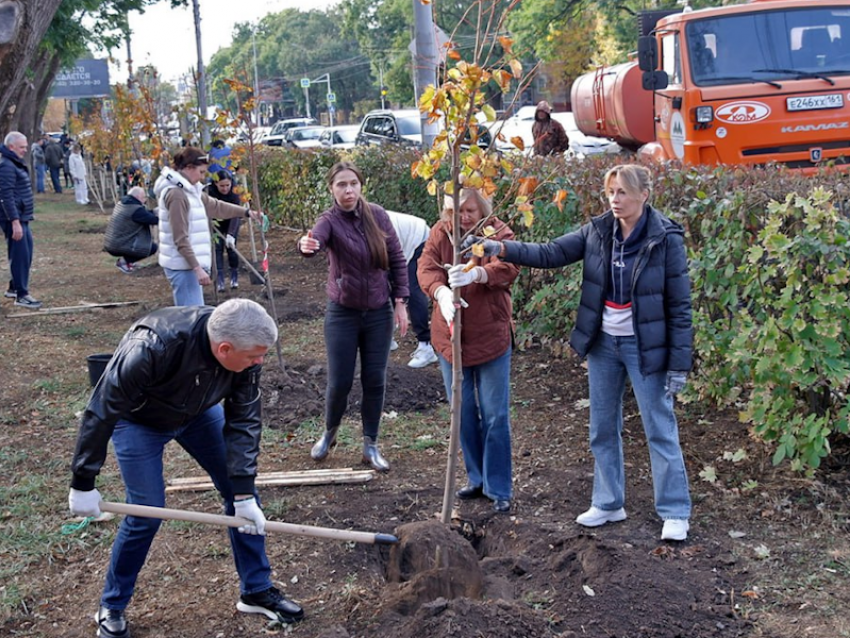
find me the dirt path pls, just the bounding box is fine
[1,193,848,638]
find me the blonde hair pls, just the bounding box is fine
[440,188,493,223]
[603,164,652,202]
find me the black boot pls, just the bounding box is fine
[216,271,225,293]
[311,427,338,461]
[362,435,390,472]
[230,268,239,289]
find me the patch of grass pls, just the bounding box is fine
[64,326,88,339]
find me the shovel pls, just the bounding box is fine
[99,501,398,545]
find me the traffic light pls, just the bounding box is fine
[380,86,388,97]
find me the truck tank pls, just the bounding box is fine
[570,63,655,151]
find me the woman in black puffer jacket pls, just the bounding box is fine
[464,164,693,541]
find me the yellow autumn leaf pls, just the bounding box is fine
[471,243,485,258]
[447,49,461,61]
[498,35,513,54]
[482,104,497,122]
[522,209,534,227]
[427,180,438,196]
[418,85,436,108]
[483,225,496,237]
[510,136,525,151]
[509,59,523,79]
[444,181,454,195]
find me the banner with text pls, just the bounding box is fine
[51,59,110,99]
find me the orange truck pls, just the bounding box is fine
[570,0,850,169]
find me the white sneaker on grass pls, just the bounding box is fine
[408,342,437,368]
[390,339,399,351]
[575,506,627,527]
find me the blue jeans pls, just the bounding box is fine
[35,164,45,193]
[324,300,394,438]
[101,405,272,610]
[1,220,33,297]
[48,166,62,193]
[586,333,691,520]
[438,347,513,501]
[408,243,430,343]
[164,267,204,306]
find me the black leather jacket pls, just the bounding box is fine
[70,306,263,494]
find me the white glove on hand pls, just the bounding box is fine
[234,496,266,535]
[434,286,456,326]
[225,234,236,249]
[448,264,481,289]
[69,488,102,518]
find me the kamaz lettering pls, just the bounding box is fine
[781,122,849,133]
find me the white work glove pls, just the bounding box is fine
[225,234,236,249]
[448,263,482,289]
[234,496,266,535]
[69,488,102,518]
[434,286,456,326]
[461,236,503,258]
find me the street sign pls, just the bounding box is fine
[300,78,310,88]
[327,92,336,103]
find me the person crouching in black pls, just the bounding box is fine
[104,186,158,274]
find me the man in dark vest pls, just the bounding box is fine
[104,186,158,273]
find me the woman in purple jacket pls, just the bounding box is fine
[297,162,410,471]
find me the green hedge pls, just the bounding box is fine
[255,147,850,472]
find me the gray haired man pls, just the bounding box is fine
[68,299,303,637]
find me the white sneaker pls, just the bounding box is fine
[408,343,437,368]
[661,519,689,541]
[390,339,399,351]
[575,506,627,527]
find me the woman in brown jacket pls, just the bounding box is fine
[417,188,520,512]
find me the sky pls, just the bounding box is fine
[112,0,339,86]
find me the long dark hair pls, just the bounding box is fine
[327,162,389,270]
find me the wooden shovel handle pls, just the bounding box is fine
[99,501,397,545]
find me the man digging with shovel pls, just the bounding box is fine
[68,299,304,637]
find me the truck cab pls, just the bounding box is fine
[572,0,850,169]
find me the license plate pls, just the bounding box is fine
[786,94,844,112]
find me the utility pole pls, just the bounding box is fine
[412,0,439,149]
[191,0,210,148]
[312,73,334,127]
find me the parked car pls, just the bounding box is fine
[283,125,326,149]
[264,117,318,147]
[485,107,621,158]
[552,112,622,159]
[318,125,360,150]
[355,109,423,148]
[356,108,491,150]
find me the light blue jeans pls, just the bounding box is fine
[101,405,272,610]
[163,267,205,306]
[438,347,513,501]
[586,333,691,520]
